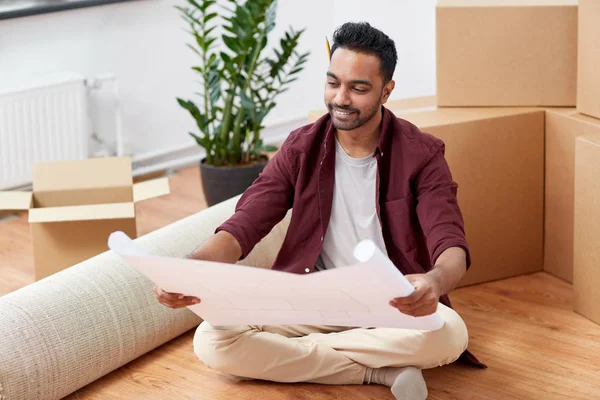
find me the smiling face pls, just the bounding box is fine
[324,48,394,131]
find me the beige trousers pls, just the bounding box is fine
[193,302,468,385]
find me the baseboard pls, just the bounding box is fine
[131,117,307,177]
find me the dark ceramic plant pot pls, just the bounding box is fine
[200,156,269,206]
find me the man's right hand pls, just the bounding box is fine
[152,231,240,309]
[153,285,200,309]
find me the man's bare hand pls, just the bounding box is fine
[389,274,440,317]
[153,285,200,309]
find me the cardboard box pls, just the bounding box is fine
[308,95,436,123]
[577,0,600,120]
[573,134,600,325]
[0,157,170,280]
[436,0,578,107]
[393,107,545,287]
[544,110,600,283]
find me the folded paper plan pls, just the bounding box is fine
[108,231,444,331]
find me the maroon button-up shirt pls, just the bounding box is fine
[217,106,484,368]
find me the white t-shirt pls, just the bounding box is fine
[315,137,388,270]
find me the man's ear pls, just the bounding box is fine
[381,80,395,104]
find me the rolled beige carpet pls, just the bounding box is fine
[0,195,290,400]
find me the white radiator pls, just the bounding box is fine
[0,75,90,190]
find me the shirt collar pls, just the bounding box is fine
[374,105,393,158]
[323,105,393,158]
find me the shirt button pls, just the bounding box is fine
[321,236,324,241]
[305,268,310,273]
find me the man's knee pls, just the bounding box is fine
[193,322,254,372]
[421,305,468,368]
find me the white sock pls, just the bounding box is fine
[365,367,427,400]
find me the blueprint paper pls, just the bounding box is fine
[108,231,444,331]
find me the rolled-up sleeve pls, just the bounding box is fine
[215,137,297,260]
[414,142,472,269]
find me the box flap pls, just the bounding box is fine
[33,186,133,209]
[33,157,133,193]
[543,107,578,116]
[578,134,600,148]
[567,113,600,128]
[29,202,135,223]
[133,177,170,203]
[437,0,577,7]
[0,191,33,211]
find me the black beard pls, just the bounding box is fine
[327,102,380,131]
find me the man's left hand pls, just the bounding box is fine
[389,274,441,317]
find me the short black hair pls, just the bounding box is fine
[330,22,398,83]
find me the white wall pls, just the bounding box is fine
[0,0,436,172]
[332,0,438,99]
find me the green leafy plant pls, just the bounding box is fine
[176,0,310,167]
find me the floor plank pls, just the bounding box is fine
[2,165,600,399]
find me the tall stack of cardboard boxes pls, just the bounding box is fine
[309,0,599,324]
[435,0,600,324]
[434,0,577,290]
[571,0,600,326]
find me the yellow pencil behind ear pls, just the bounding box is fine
[325,36,331,59]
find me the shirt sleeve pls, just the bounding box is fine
[215,137,297,260]
[414,142,472,269]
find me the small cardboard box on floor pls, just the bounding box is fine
[436,0,578,107]
[0,157,170,280]
[573,134,600,325]
[577,0,600,120]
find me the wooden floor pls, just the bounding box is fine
[2,166,600,399]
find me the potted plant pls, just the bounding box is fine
[175,0,310,206]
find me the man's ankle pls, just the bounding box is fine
[364,367,427,400]
[364,366,404,387]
